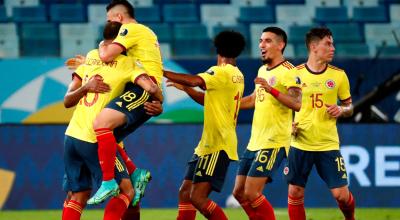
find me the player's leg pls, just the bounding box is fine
[233,149,254,218]
[103,153,134,220]
[191,150,230,220]
[245,147,286,220]
[62,136,94,220]
[111,86,153,206]
[316,151,355,220]
[177,156,197,220]
[91,83,152,204]
[122,204,140,220]
[285,147,314,220]
[91,108,126,204]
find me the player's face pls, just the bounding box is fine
[259,32,283,64]
[314,36,335,63]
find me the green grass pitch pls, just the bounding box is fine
[0,208,399,220]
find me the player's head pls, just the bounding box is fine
[103,21,122,43]
[259,26,287,64]
[106,0,135,23]
[214,30,245,59]
[306,27,335,62]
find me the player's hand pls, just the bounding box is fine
[254,77,272,92]
[166,79,185,91]
[65,55,86,70]
[325,104,343,118]
[144,101,163,116]
[292,122,299,137]
[85,75,110,93]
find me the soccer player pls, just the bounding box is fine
[165,30,245,220]
[231,27,302,220]
[89,0,164,204]
[285,27,355,220]
[62,21,162,220]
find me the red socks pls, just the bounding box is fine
[122,204,140,220]
[117,144,137,175]
[250,195,276,220]
[177,202,196,220]
[62,200,83,220]
[104,193,130,220]
[288,195,305,220]
[95,128,117,181]
[200,200,227,220]
[338,192,355,220]
[239,200,256,219]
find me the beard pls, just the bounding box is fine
[262,57,272,64]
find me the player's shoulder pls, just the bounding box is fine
[295,63,306,70]
[328,64,344,72]
[281,60,295,70]
[86,49,99,58]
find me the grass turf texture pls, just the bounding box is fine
[0,208,399,220]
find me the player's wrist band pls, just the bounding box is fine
[270,88,280,98]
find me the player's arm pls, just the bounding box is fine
[99,42,124,63]
[167,80,204,105]
[254,77,302,111]
[64,75,110,108]
[135,74,163,102]
[240,92,255,109]
[164,70,206,89]
[326,98,353,118]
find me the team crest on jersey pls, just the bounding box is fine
[206,69,214,75]
[268,76,276,86]
[119,28,128,36]
[283,166,289,175]
[325,79,335,89]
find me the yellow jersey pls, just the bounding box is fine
[65,49,142,143]
[195,64,245,160]
[113,23,163,86]
[291,64,351,151]
[247,61,301,151]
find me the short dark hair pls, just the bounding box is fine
[305,27,332,50]
[263,26,287,53]
[106,0,135,19]
[214,30,245,58]
[103,21,122,40]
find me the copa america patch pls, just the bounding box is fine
[325,79,335,89]
[206,69,214,75]
[295,76,301,85]
[283,166,289,175]
[119,28,128,36]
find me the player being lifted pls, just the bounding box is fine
[285,27,356,220]
[232,26,302,220]
[165,30,245,220]
[88,0,164,205]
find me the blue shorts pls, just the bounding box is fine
[63,135,129,192]
[184,150,231,192]
[237,147,286,183]
[284,147,348,189]
[106,82,152,142]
